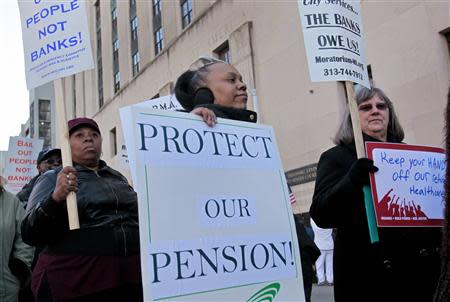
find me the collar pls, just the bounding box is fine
[194,104,257,123]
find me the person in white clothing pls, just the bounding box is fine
[311,218,334,286]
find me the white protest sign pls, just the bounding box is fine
[367,142,445,227]
[18,0,94,90]
[118,95,182,170]
[120,107,305,301]
[4,137,43,194]
[297,0,370,87]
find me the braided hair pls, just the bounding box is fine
[174,57,225,111]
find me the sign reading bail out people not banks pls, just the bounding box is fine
[18,0,94,89]
[120,107,305,301]
[298,0,370,88]
[4,136,43,194]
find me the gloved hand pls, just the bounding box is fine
[347,158,379,187]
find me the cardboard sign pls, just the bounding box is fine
[297,0,370,87]
[4,136,43,194]
[120,107,305,301]
[18,0,94,89]
[118,95,182,170]
[367,142,445,227]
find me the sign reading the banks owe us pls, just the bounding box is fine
[298,0,370,88]
[120,107,305,301]
[18,0,94,90]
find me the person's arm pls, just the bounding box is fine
[310,148,377,228]
[9,195,34,288]
[21,169,70,246]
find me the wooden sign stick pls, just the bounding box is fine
[345,81,379,243]
[54,78,80,230]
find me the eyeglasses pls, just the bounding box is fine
[358,103,388,112]
[45,158,62,165]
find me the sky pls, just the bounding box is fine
[0,0,29,151]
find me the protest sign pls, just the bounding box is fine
[367,142,445,227]
[120,107,305,301]
[118,95,182,170]
[18,0,94,90]
[4,136,43,194]
[297,0,370,88]
[298,0,377,241]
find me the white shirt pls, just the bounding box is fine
[311,218,334,250]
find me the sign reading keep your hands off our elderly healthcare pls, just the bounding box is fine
[367,142,445,227]
[297,0,370,88]
[18,0,94,90]
[120,107,305,301]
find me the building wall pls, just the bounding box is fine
[29,81,56,148]
[62,0,450,214]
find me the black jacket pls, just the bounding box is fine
[194,104,257,123]
[21,160,139,256]
[310,137,441,302]
[16,174,40,209]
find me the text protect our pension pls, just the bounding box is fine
[137,122,280,169]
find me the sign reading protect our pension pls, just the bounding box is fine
[4,137,43,194]
[297,0,370,88]
[18,0,94,90]
[367,142,445,227]
[120,107,305,301]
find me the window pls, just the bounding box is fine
[111,0,120,94]
[180,0,193,29]
[95,1,103,108]
[215,41,231,63]
[110,127,117,156]
[30,102,34,137]
[131,16,138,41]
[154,27,164,55]
[38,99,51,147]
[441,28,450,56]
[132,51,140,76]
[95,1,101,30]
[98,58,103,107]
[113,39,119,61]
[111,7,117,30]
[114,72,120,93]
[153,0,161,16]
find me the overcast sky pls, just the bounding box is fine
[0,0,29,151]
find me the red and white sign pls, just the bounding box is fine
[366,142,445,227]
[4,137,43,194]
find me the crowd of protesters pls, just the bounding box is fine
[1,58,450,302]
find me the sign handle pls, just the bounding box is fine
[54,78,80,230]
[345,81,379,243]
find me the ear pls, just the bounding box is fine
[193,87,215,106]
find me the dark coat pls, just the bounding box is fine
[21,160,139,255]
[194,104,257,123]
[310,137,441,302]
[16,174,40,209]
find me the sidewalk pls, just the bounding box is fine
[311,283,334,302]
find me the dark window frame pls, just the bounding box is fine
[180,0,193,29]
[154,27,164,55]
